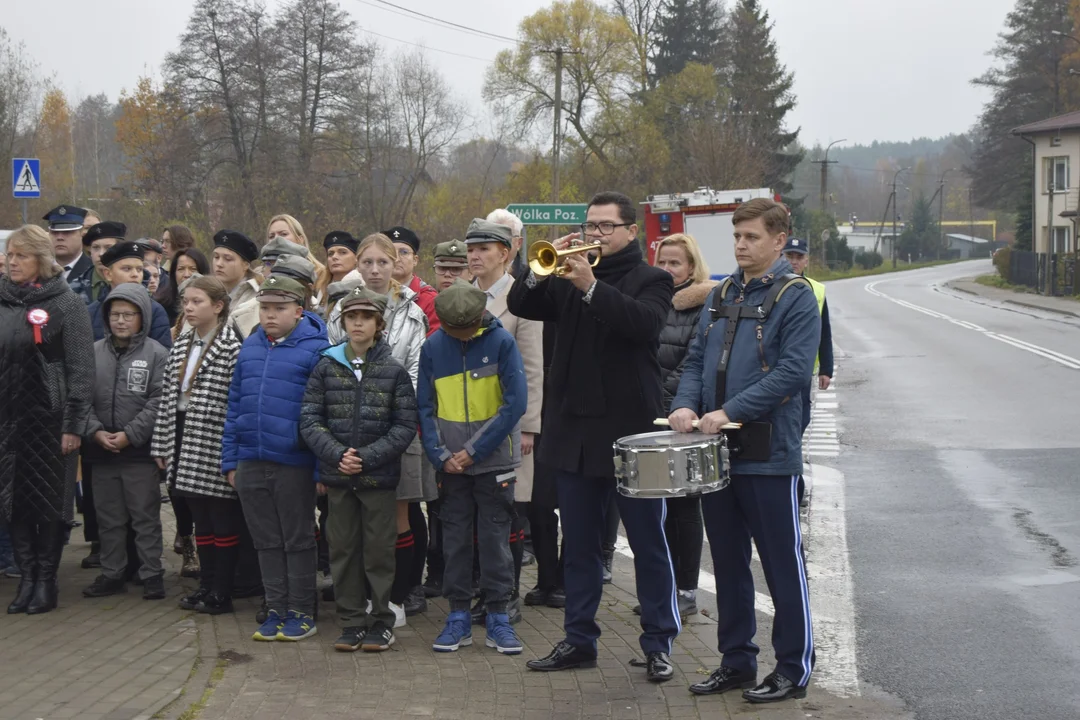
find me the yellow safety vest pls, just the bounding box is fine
[806,276,826,375]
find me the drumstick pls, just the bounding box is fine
[653,418,742,430]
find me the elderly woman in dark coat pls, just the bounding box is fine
[0,225,95,615]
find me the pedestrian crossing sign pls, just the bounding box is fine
[12,158,41,199]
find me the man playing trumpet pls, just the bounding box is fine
[508,191,680,682]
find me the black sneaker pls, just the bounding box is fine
[179,587,211,610]
[255,599,269,624]
[404,586,427,616]
[142,574,166,600]
[361,622,394,652]
[82,574,126,598]
[334,626,365,652]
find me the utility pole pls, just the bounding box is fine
[1046,180,1055,295]
[812,139,846,211]
[890,167,909,269]
[926,168,956,260]
[539,47,578,240]
[552,48,563,207]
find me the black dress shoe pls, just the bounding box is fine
[546,587,566,609]
[526,641,598,672]
[82,574,127,598]
[194,590,233,615]
[646,651,674,682]
[524,586,549,606]
[688,666,757,695]
[742,672,806,703]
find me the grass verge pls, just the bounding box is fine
[973,273,1023,290]
[813,259,965,282]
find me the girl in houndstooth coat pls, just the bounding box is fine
[152,275,244,615]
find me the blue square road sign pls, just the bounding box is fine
[13,158,41,199]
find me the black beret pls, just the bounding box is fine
[83,221,127,247]
[382,226,419,253]
[213,229,259,263]
[323,230,359,253]
[100,241,145,267]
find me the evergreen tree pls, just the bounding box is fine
[651,0,723,82]
[898,194,939,260]
[720,0,802,194]
[970,0,1071,211]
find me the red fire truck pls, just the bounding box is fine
[643,187,780,278]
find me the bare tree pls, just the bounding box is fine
[166,0,276,223]
[613,0,660,94]
[0,29,41,163]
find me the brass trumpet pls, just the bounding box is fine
[527,240,603,277]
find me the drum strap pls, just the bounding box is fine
[707,273,809,410]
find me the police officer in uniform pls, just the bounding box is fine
[781,237,833,506]
[670,198,820,703]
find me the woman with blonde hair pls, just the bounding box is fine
[340,232,431,627]
[0,225,95,615]
[266,214,330,311]
[643,231,718,619]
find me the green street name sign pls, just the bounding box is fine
[506,203,588,226]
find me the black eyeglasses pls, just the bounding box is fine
[580,221,633,236]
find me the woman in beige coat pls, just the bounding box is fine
[465,218,543,623]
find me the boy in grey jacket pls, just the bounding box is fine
[81,283,170,600]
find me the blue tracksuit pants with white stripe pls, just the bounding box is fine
[702,474,815,686]
[556,471,681,655]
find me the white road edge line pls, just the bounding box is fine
[865,280,1080,370]
[804,462,861,698]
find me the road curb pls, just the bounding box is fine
[1005,298,1080,317]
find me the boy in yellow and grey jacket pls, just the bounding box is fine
[417,280,526,655]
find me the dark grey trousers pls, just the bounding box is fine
[235,461,317,616]
[326,486,397,629]
[94,462,163,580]
[440,470,516,613]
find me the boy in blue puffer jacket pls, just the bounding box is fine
[223,275,329,642]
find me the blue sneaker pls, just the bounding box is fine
[252,609,284,641]
[276,610,318,641]
[433,610,473,652]
[485,612,523,655]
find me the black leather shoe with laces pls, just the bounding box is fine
[688,666,757,695]
[526,642,598,672]
[646,651,674,682]
[742,672,807,703]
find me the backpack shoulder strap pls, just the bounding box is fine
[757,273,811,320]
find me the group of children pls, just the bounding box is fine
[80,219,530,655]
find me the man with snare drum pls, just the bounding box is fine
[508,191,679,682]
[669,198,820,703]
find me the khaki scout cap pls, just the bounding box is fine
[256,275,306,304]
[434,279,486,329]
[433,239,468,267]
[340,286,389,316]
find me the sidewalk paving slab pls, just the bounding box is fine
[1,507,910,720]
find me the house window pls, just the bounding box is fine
[1053,226,1070,253]
[1044,156,1070,193]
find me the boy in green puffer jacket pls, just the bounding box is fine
[300,287,417,653]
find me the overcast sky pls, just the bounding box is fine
[5,0,1017,148]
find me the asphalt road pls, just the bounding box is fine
[826,260,1080,720]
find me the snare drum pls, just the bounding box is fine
[613,431,730,498]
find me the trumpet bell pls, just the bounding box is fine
[527,240,602,277]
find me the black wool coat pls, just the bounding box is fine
[507,243,674,479]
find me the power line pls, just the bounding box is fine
[358,27,495,63]
[356,0,525,45]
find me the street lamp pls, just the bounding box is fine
[817,138,847,212]
[1052,30,1080,44]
